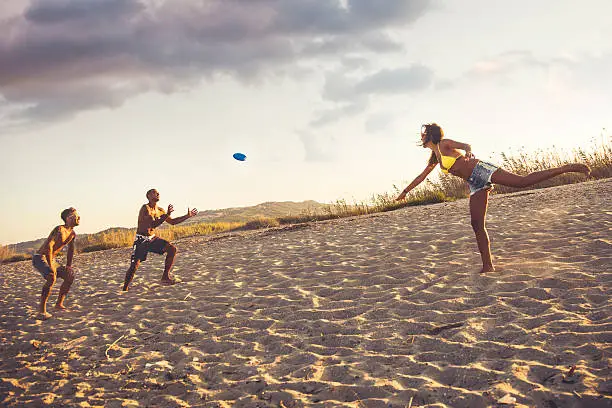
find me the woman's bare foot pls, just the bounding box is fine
[565,163,591,176]
[480,265,496,273]
[38,312,52,320]
[54,304,67,311]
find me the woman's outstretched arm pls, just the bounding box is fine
[396,163,437,201]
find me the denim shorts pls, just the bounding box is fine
[467,161,499,195]
[32,254,55,279]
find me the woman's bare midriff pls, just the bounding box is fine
[447,156,481,180]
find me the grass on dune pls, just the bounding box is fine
[0,245,20,263]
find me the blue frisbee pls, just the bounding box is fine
[233,152,246,161]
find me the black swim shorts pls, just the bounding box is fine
[130,235,169,263]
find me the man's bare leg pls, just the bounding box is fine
[161,244,177,285]
[55,266,74,310]
[123,260,140,291]
[40,274,56,319]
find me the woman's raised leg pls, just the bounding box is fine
[491,164,590,188]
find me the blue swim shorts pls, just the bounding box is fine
[32,254,56,279]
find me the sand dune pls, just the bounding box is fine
[1,179,610,407]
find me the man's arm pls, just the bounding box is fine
[43,228,59,274]
[166,208,198,225]
[66,236,75,268]
[150,213,169,229]
[150,204,173,228]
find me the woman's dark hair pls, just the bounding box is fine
[422,123,444,146]
[422,123,444,166]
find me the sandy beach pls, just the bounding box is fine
[1,179,610,408]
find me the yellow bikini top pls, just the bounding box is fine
[440,155,459,173]
[436,146,461,173]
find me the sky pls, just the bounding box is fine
[1,0,611,245]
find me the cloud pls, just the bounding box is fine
[0,0,29,20]
[0,0,432,124]
[309,65,433,127]
[340,56,372,72]
[24,0,141,24]
[310,98,369,128]
[323,65,433,102]
[434,50,578,90]
[355,65,433,95]
[433,49,612,107]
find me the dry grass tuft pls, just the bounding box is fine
[1,245,31,263]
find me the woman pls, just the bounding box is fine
[396,123,590,273]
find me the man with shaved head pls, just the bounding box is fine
[122,189,197,291]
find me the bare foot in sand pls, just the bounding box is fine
[38,312,52,320]
[54,304,67,311]
[480,265,496,273]
[565,163,591,176]
[161,277,177,286]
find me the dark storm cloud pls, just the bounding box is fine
[0,0,432,123]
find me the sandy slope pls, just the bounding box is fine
[1,179,610,407]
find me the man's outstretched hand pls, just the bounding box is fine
[188,208,198,218]
[167,204,174,216]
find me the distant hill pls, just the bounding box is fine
[9,201,329,254]
[182,200,329,225]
